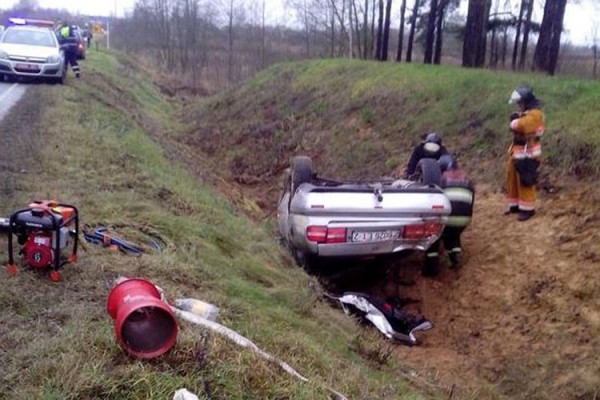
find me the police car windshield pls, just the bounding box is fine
[2,28,55,47]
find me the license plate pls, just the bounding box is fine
[352,230,400,243]
[16,63,38,70]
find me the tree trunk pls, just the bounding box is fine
[406,0,421,62]
[349,0,354,58]
[375,0,384,59]
[396,0,407,61]
[433,0,447,64]
[363,0,369,58]
[489,19,497,67]
[518,0,534,70]
[381,0,393,60]
[511,0,526,70]
[462,0,490,68]
[547,0,568,75]
[475,0,491,66]
[501,25,508,67]
[424,0,439,64]
[228,0,234,83]
[370,0,376,57]
[533,0,568,75]
[261,0,266,68]
[331,4,336,57]
[352,0,362,57]
[304,0,310,57]
[593,45,598,78]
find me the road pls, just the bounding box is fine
[0,82,27,124]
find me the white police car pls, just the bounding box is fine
[0,18,66,84]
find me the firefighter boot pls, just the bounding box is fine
[518,210,536,222]
[448,250,463,269]
[504,205,519,215]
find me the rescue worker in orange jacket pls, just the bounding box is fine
[505,85,544,221]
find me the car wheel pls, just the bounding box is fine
[0,73,4,82]
[415,158,442,186]
[288,156,313,209]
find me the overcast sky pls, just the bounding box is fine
[1,0,598,45]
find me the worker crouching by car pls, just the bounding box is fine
[423,155,475,276]
[58,22,80,78]
[505,85,544,221]
[404,132,449,177]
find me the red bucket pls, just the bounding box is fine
[106,278,178,359]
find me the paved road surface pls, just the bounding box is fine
[0,82,28,124]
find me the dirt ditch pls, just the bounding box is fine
[305,184,600,399]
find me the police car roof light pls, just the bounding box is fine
[9,18,27,25]
[8,18,54,28]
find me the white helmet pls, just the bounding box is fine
[423,132,442,154]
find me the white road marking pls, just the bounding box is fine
[0,83,19,103]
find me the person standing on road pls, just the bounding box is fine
[422,155,475,276]
[58,22,80,78]
[505,85,544,221]
[83,23,93,48]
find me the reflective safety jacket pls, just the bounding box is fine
[441,169,474,228]
[509,108,545,159]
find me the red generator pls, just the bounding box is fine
[6,200,79,281]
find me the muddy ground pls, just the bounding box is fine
[312,183,600,399]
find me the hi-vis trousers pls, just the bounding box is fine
[505,155,536,211]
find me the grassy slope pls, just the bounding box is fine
[187,59,600,188]
[0,52,436,399]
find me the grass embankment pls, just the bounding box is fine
[186,59,600,189]
[0,52,435,399]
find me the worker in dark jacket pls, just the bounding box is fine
[405,132,449,177]
[423,155,475,276]
[57,22,80,78]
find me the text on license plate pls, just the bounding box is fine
[352,230,400,243]
[16,63,38,70]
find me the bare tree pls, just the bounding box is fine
[592,6,599,78]
[518,0,534,70]
[424,0,439,64]
[463,0,491,68]
[228,0,234,83]
[396,0,407,61]
[406,0,422,62]
[375,0,384,59]
[511,0,526,69]
[363,0,370,58]
[533,0,568,75]
[381,0,393,60]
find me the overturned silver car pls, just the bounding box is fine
[277,156,451,272]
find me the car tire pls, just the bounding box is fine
[288,156,313,210]
[0,73,4,82]
[415,158,442,186]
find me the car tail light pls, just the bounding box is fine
[326,228,347,244]
[403,222,443,240]
[306,226,347,244]
[307,226,327,243]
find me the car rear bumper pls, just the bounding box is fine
[315,237,439,257]
[289,215,446,257]
[0,59,63,77]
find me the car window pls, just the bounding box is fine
[1,29,56,47]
